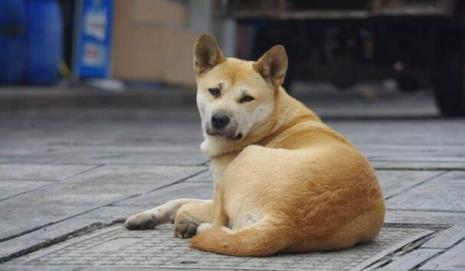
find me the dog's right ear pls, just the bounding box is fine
[193,34,226,76]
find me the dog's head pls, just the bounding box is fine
[193,34,288,144]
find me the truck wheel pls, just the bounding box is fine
[433,31,465,116]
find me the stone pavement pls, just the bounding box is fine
[0,97,464,270]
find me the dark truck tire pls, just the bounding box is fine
[433,29,465,116]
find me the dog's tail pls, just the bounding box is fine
[191,218,291,256]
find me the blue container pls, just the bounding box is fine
[74,0,113,79]
[0,0,27,84]
[26,0,63,84]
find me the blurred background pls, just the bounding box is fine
[1,0,465,117]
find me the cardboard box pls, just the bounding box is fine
[112,0,196,86]
[131,0,186,27]
[161,29,197,87]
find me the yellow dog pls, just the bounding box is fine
[126,34,385,256]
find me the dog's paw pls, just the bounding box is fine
[197,223,213,233]
[174,221,198,238]
[125,211,157,230]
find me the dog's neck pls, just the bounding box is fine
[200,87,319,159]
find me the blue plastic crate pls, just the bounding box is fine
[0,0,27,84]
[25,0,63,84]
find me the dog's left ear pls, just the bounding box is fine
[253,45,288,87]
[193,34,226,76]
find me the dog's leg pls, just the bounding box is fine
[125,199,210,230]
[175,185,229,238]
[174,200,215,238]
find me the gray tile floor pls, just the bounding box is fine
[11,226,433,271]
[0,97,464,270]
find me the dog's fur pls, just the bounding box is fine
[125,34,385,256]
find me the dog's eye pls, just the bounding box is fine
[239,95,255,103]
[208,88,221,98]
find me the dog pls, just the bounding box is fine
[125,34,385,256]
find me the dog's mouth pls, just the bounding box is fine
[206,128,243,140]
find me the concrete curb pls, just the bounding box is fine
[0,86,197,111]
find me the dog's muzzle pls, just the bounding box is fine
[206,112,243,140]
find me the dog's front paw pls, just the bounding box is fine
[174,221,198,238]
[125,211,157,230]
[197,223,213,233]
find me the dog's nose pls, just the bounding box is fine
[211,113,230,130]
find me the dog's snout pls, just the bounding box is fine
[211,113,230,130]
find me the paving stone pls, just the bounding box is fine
[376,170,443,198]
[361,145,465,160]
[0,216,99,259]
[330,120,465,170]
[330,121,465,169]
[0,145,207,166]
[387,171,465,212]
[422,225,465,249]
[0,183,212,260]
[115,181,212,207]
[308,90,438,117]
[357,146,465,169]
[0,166,204,241]
[0,154,57,164]
[0,174,208,258]
[0,266,160,271]
[184,171,211,183]
[329,120,465,148]
[0,164,96,181]
[372,157,465,163]
[0,201,98,242]
[0,180,53,200]
[1,114,204,166]
[52,151,208,166]
[0,204,140,258]
[385,210,465,226]
[7,225,432,271]
[372,161,465,170]
[387,172,465,212]
[419,240,465,270]
[376,248,442,271]
[83,205,155,222]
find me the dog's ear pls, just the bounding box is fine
[253,45,288,87]
[193,34,226,76]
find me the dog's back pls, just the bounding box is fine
[192,88,385,256]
